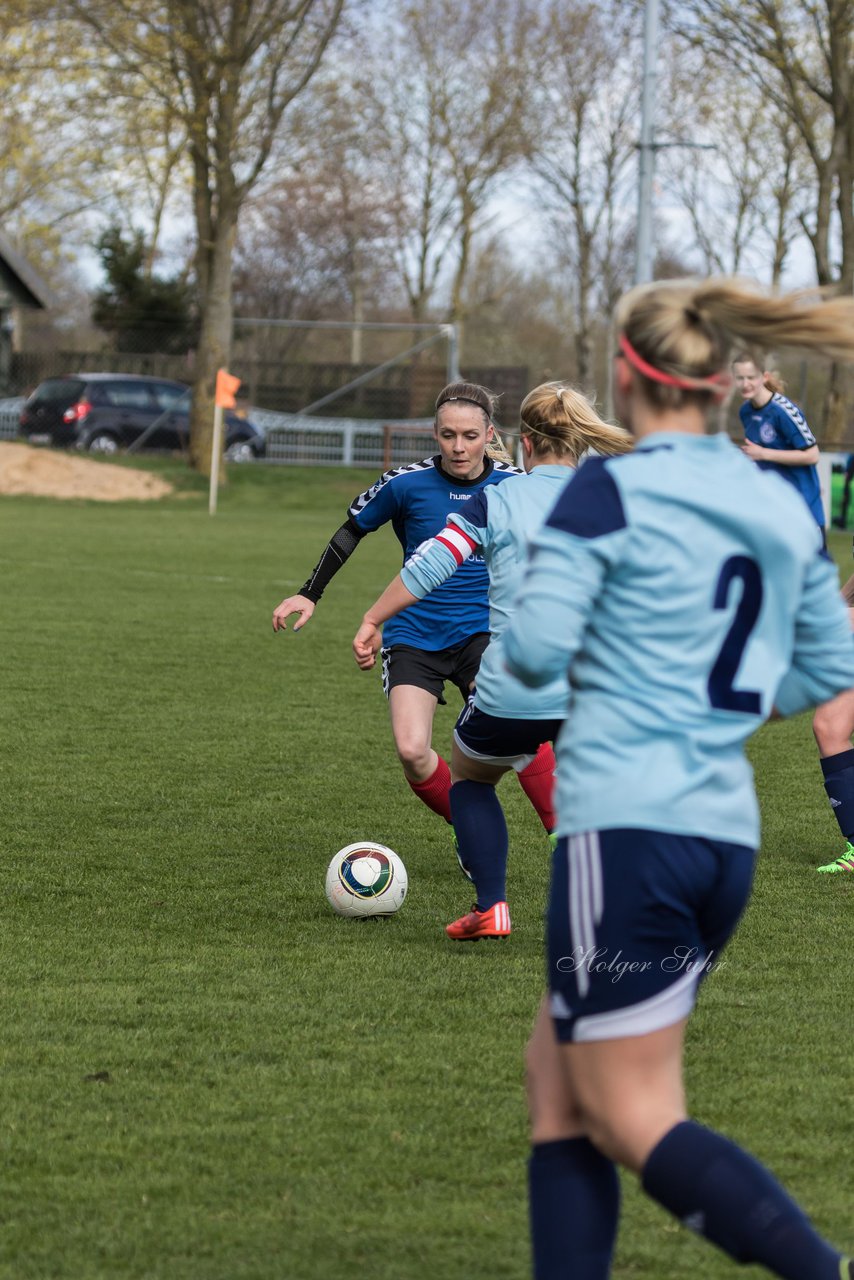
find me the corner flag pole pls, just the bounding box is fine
[209,368,241,516]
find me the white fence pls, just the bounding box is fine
[0,401,439,468]
[255,411,436,468]
[3,399,850,510]
[0,398,24,440]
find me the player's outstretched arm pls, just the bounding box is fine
[353,575,419,670]
[272,594,316,633]
[272,518,368,635]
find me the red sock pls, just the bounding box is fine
[407,755,452,822]
[517,743,557,832]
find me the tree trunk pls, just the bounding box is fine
[450,201,474,366]
[350,280,364,364]
[189,212,236,477]
[824,364,854,449]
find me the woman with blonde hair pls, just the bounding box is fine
[733,351,825,533]
[353,382,631,939]
[272,380,558,856]
[501,278,854,1279]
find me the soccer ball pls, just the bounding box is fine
[325,842,408,918]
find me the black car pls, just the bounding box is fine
[18,373,265,460]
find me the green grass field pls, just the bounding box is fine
[1,457,852,1280]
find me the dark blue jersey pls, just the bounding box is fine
[739,393,824,528]
[349,455,519,650]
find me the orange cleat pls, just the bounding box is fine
[445,901,511,941]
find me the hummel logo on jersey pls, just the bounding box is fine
[449,492,472,500]
[831,797,842,808]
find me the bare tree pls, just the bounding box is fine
[658,56,809,283]
[51,0,346,474]
[523,0,640,387]
[676,0,854,439]
[0,11,118,263]
[365,0,534,353]
[233,160,398,349]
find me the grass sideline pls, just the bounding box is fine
[0,456,852,1280]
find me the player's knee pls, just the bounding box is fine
[813,703,849,754]
[813,688,854,755]
[812,704,832,751]
[576,1095,679,1172]
[392,732,432,774]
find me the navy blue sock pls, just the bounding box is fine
[449,780,507,909]
[642,1120,845,1278]
[820,749,854,840]
[528,1138,620,1280]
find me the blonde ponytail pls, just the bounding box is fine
[617,277,854,409]
[520,382,631,462]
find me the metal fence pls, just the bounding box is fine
[0,399,440,468]
[0,398,23,440]
[255,412,437,467]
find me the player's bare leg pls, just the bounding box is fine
[388,684,439,780]
[526,997,584,1144]
[528,1016,852,1278]
[526,998,620,1276]
[388,684,453,821]
[559,1020,687,1170]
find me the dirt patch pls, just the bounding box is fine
[0,442,173,502]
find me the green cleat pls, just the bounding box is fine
[548,832,558,854]
[817,841,854,873]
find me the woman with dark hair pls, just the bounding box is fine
[503,279,854,1278]
[272,381,557,850]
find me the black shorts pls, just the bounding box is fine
[380,633,490,705]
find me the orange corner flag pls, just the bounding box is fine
[215,368,241,409]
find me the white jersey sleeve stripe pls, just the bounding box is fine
[435,526,478,565]
[772,394,816,446]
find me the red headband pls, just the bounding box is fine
[618,333,731,393]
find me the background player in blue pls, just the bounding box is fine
[502,278,854,1279]
[734,354,825,532]
[271,381,557,842]
[353,383,631,940]
[832,451,854,529]
[813,686,854,872]
[734,361,854,874]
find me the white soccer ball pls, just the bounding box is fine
[325,842,408,918]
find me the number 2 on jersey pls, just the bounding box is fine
[708,555,763,714]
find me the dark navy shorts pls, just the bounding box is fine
[454,696,561,771]
[547,829,755,1043]
[380,633,489,705]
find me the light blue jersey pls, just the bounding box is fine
[401,464,573,719]
[503,431,854,848]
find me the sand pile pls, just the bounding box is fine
[0,442,173,501]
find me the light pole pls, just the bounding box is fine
[635,0,660,285]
